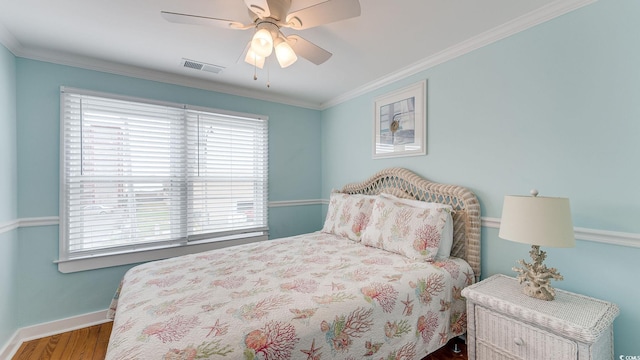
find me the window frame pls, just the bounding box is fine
[57,87,269,273]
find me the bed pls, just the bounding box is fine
[105,168,481,360]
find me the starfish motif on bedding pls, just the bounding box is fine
[401,294,414,316]
[203,319,229,337]
[301,338,322,360]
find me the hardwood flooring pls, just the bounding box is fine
[12,321,467,360]
[12,322,112,360]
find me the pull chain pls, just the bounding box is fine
[266,60,270,88]
[253,54,258,81]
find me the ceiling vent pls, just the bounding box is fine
[180,58,225,74]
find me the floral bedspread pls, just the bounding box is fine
[105,232,473,360]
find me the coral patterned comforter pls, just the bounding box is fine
[105,232,473,360]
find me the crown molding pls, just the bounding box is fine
[0,22,21,55]
[321,0,598,109]
[0,34,321,110]
[1,0,595,112]
[11,47,322,110]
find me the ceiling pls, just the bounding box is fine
[0,0,590,109]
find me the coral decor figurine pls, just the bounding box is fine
[513,245,563,301]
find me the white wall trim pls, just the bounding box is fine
[572,227,640,248]
[321,0,597,109]
[482,216,640,249]
[269,199,325,207]
[3,204,638,249]
[0,22,21,55]
[0,219,19,234]
[0,217,59,234]
[0,0,596,111]
[19,216,59,228]
[0,200,325,235]
[0,309,110,360]
[1,40,321,111]
[481,217,501,229]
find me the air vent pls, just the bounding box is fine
[180,58,225,74]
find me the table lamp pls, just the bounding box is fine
[498,190,575,301]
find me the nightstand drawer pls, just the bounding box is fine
[475,305,577,360]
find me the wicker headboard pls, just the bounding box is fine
[338,167,482,278]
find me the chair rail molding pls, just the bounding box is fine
[0,219,19,234]
[2,209,638,249]
[0,217,59,234]
[482,217,640,249]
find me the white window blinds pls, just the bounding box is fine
[60,88,268,261]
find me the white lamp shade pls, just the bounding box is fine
[244,47,265,69]
[499,195,575,248]
[251,28,273,57]
[274,38,297,68]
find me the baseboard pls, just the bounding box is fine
[0,309,110,359]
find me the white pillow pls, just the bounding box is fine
[379,193,454,260]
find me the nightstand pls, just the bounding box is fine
[461,274,619,360]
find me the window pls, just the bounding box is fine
[59,88,268,272]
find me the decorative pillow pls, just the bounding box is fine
[361,195,452,261]
[379,193,454,260]
[321,192,377,241]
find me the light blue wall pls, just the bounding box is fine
[12,58,322,328]
[0,43,18,346]
[0,44,17,222]
[3,0,640,357]
[321,0,639,357]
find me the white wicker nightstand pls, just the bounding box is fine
[461,274,619,360]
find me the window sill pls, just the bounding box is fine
[56,233,268,273]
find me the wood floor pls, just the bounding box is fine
[12,321,467,360]
[12,322,113,360]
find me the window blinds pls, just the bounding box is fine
[60,89,268,260]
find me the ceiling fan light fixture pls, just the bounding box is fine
[244,47,265,69]
[274,37,297,68]
[162,0,362,78]
[251,28,273,57]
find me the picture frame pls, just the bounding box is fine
[373,80,426,159]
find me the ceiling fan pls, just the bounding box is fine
[161,0,361,70]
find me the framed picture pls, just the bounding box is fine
[373,80,426,159]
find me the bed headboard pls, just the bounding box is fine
[339,167,481,278]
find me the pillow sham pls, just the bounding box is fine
[361,195,452,261]
[379,193,454,259]
[321,192,377,241]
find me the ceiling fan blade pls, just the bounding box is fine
[244,0,271,18]
[161,11,252,30]
[286,35,332,65]
[285,0,361,30]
